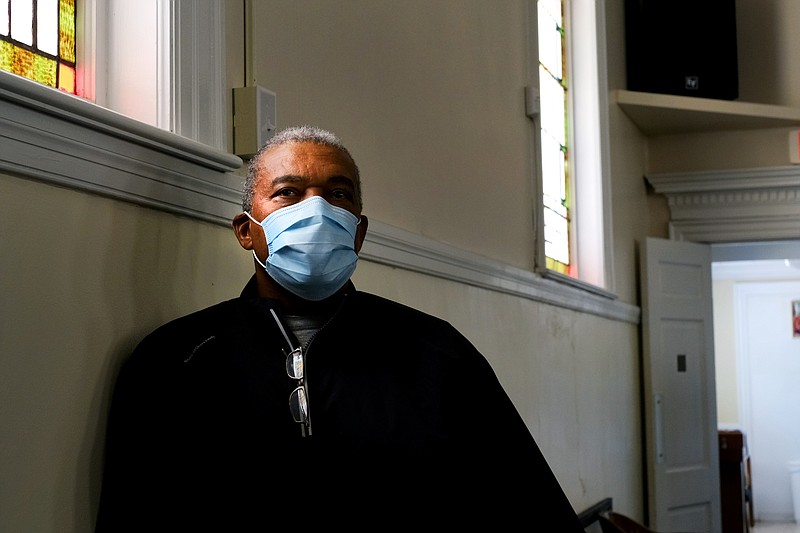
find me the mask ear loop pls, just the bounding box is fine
[251,250,269,270]
[244,211,270,270]
[244,211,262,224]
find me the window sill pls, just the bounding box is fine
[0,71,244,225]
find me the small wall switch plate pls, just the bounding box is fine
[790,130,800,164]
[524,85,540,119]
[233,86,277,157]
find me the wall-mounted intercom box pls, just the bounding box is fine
[233,86,277,158]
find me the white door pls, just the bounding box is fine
[736,281,800,521]
[640,237,721,533]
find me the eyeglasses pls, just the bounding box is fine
[286,347,312,437]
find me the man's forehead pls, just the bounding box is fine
[259,142,354,171]
[262,141,350,164]
[256,142,357,185]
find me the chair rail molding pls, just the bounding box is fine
[646,166,800,243]
[0,72,640,325]
[0,70,244,226]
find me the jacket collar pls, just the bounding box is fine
[239,274,356,312]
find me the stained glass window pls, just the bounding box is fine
[537,0,572,276]
[0,0,77,94]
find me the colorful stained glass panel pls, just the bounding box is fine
[0,0,76,93]
[58,62,73,92]
[0,41,11,70]
[59,0,75,62]
[538,0,571,274]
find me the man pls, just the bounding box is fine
[95,126,585,531]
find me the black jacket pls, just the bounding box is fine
[96,277,584,531]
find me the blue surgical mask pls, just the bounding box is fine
[245,196,361,301]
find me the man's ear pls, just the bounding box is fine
[232,212,255,250]
[354,215,369,254]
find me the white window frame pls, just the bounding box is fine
[77,0,227,150]
[0,0,242,225]
[569,0,614,292]
[531,0,615,294]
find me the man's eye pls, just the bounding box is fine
[276,189,297,197]
[331,189,353,200]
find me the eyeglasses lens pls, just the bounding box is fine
[289,385,308,423]
[286,348,310,434]
[286,348,303,380]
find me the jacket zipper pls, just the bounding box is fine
[268,294,350,437]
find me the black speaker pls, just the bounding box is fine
[625,0,739,100]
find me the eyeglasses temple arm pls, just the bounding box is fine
[269,308,296,351]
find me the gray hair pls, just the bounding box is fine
[242,125,362,212]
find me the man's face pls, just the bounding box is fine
[234,141,368,283]
[250,141,362,222]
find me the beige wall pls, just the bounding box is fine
[8,0,800,530]
[243,0,537,272]
[0,173,253,531]
[736,0,800,108]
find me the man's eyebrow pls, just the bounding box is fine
[269,174,355,188]
[326,175,357,189]
[269,175,305,187]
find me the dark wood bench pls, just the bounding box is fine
[578,497,614,532]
